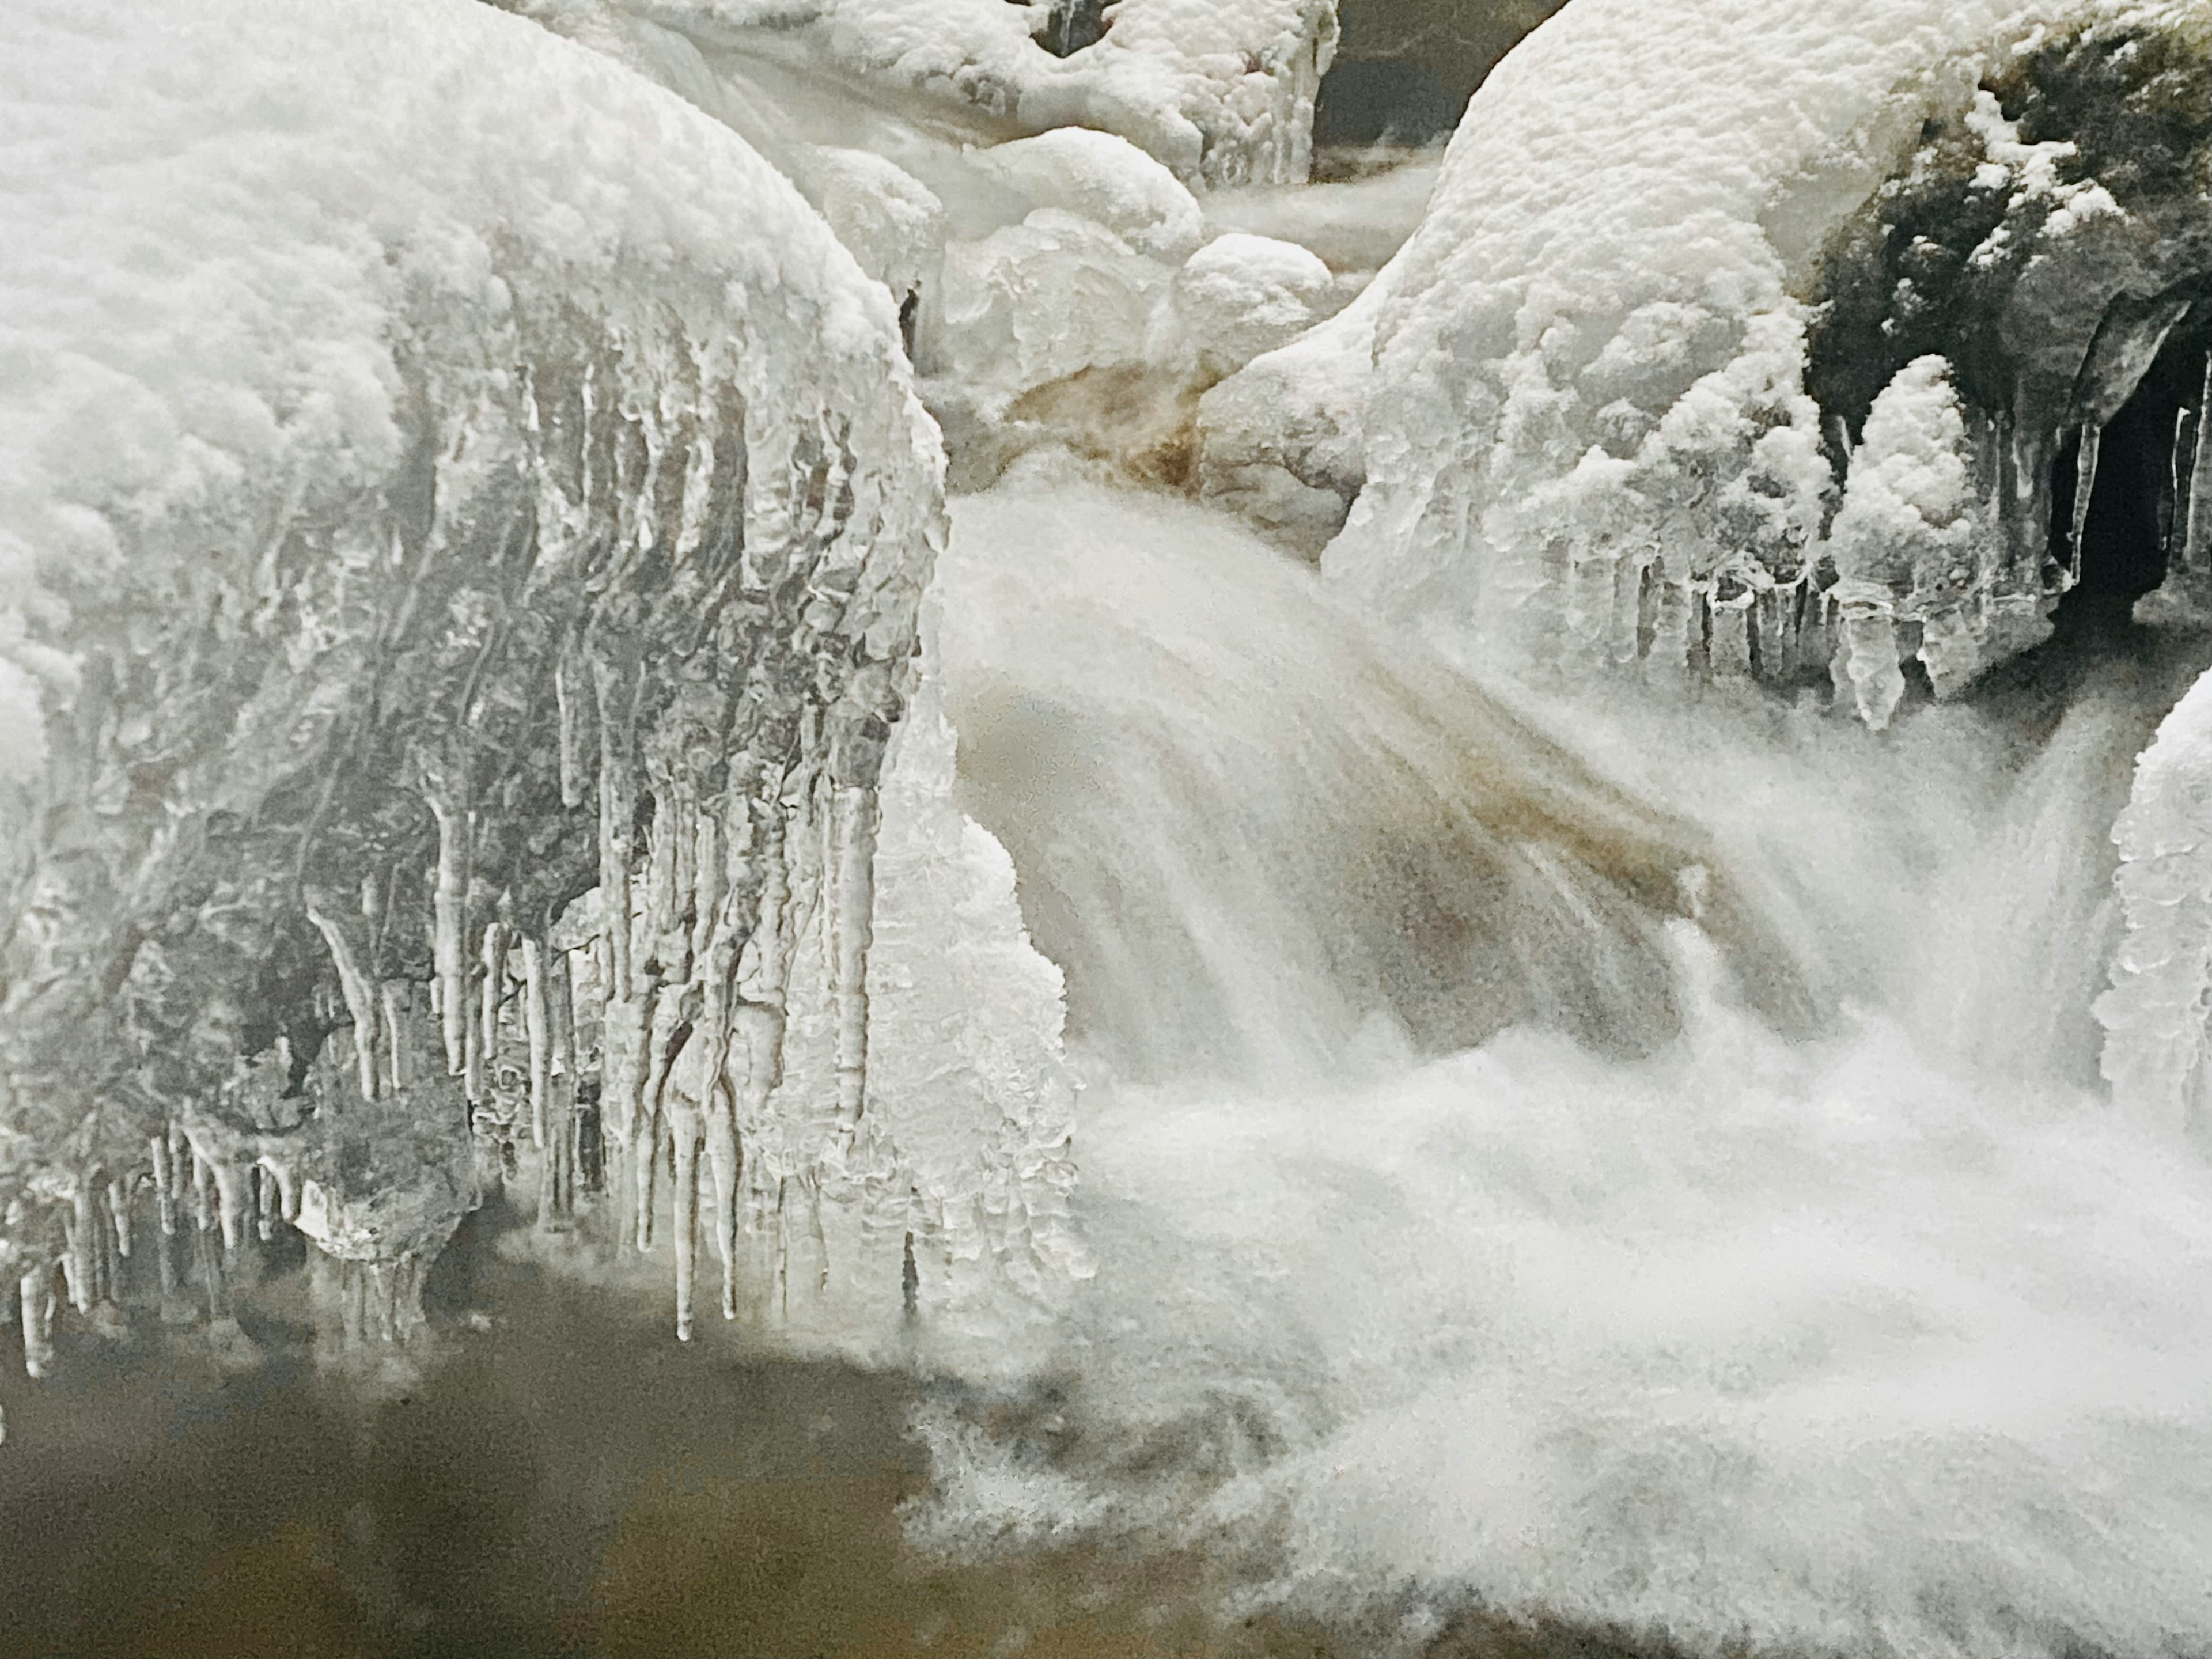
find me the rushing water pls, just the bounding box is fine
[10,457,2212,1657]
[20,13,2212,1652]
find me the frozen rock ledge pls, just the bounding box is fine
[0,0,1078,1376]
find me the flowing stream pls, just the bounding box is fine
[17,13,2212,1657]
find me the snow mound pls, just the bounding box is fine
[968,128,1206,262]
[1173,232,1335,374]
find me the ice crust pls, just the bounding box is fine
[0,0,1081,1365]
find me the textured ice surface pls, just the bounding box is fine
[936,213,1177,416]
[1173,232,1336,376]
[965,128,1206,262]
[2100,665,2212,1142]
[1200,0,2212,704]
[0,0,1080,1365]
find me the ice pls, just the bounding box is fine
[1197,282,1385,554]
[934,211,1176,417]
[1824,355,2011,720]
[2099,666,2212,1141]
[1233,0,2212,706]
[0,0,1080,1369]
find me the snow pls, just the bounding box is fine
[1172,232,1335,373]
[621,0,1338,185]
[1291,0,2212,699]
[966,128,1206,262]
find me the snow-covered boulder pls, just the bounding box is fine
[0,0,1077,1364]
[623,0,1338,186]
[1306,0,2212,702]
[1173,232,1336,374]
[968,128,1206,262]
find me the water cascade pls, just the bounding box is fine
[14,2,2212,1657]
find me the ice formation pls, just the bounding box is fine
[0,0,1081,1376]
[613,0,1338,187]
[2100,663,2212,1142]
[1198,1,2212,708]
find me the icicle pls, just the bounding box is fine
[831,784,878,1128]
[308,904,381,1100]
[380,982,411,1093]
[259,1156,300,1225]
[422,760,473,1080]
[209,1159,249,1254]
[66,1184,96,1313]
[1709,589,1755,680]
[672,1109,700,1341]
[521,936,550,1149]
[2070,422,2101,584]
[151,1131,176,1236]
[1831,581,1906,730]
[105,1178,132,1260]
[20,1270,52,1378]
[194,1170,228,1322]
[255,1163,279,1243]
[539,948,578,1226]
[1562,544,1616,666]
[1611,552,1648,668]
[706,1101,740,1321]
[1647,571,1695,680]
[471,920,508,1105]
[556,638,594,810]
[2184,357,2212,575]
[593,653,639,1002]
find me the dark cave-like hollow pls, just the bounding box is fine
[2050,308,2212,641]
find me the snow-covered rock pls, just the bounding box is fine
[1173,232,1336,374]
[967,128,1206,262]
[0,0,1078,1367]
[1302,0,2212,703]
[622,0,1339,186]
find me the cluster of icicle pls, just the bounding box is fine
[1499,314,2212,729]
[0,257,948,1374]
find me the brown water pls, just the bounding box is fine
[0,1203,1369,1659]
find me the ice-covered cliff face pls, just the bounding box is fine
[1211,1,2212,718]
[0,0,1080,1373]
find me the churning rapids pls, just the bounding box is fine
[17,2,2212,1657]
